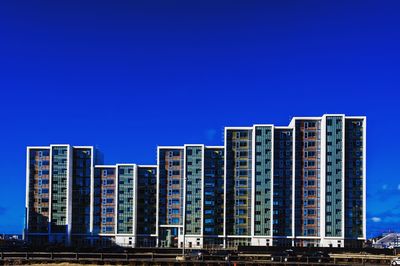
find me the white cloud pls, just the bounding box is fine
[371,217,382,223]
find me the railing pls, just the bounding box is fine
[0,251,396,265]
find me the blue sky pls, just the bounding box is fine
[0,1,399,237]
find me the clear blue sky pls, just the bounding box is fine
[0,1,399,238]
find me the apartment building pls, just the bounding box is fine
[25,114,366,248]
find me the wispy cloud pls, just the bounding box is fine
[371,217,381,223]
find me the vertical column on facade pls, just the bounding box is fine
[93,165,117,246]
[322,115,345,247]
[71,146,94,246]
[224,128,253,247]
[25,148,30,241]
[294,120,322,247]
[49,145,71,245]
[251,125,274,246]
[183,145,204,248]
[157,147,184,248]
[362,118,367,242]
[115,164,136,247]
[134,165,138,246]
[203,146,224,248]
[344,117,366,247]
[136,165,157,247]
[155,149,160,247]
[291,124,296,246]
[25,147,51,245]
[66,146,73,246]
[273,127,294,246]
[89,149,95,245]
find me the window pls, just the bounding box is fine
[205,200,214,205]
[236,218,246,224]
[171,199,179,205]
[236,180,247,186]
[205,191,214,196]
[236,199,247,205]
[236,209,246,215]
[307,151,316,157]
[239,161,247,166]
[238,170,248,176]
[238,131,248,138]
[236,189,247,196]
[103,170,108,176]
[239,141,247,147]
[204,209,214,215]
[205,218,214,224]
[236,228,246,234]
[239,151,248,157]
[204,228,213,233]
